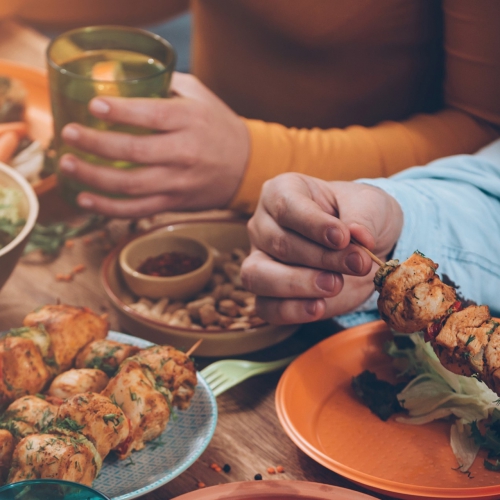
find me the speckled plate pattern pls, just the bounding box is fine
[91,331,217,500]
[276,321,500,500]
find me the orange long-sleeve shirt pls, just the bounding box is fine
[190,0,500,212]
[18,0,500,213]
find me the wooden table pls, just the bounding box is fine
[0,21,393,500]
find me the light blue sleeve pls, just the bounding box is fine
[336,139,500,328]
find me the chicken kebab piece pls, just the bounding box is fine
[0,305,108,409]
[131,345,198,410]
[6,392,129,485]
[47,369,109,400]
[75,339,140,377]
[101,344,198,458]
[23,304,108,372]
[0,430,14,485]
[0,395,60,485]
[375,251,500,392]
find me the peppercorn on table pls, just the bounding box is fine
[0,21,394,500]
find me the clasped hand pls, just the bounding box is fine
[241,173,404,324]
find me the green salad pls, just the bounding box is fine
[0,185,25,249]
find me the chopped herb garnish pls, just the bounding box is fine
[56,417,85,433]
[465,335,475,347]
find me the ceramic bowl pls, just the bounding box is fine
[0,162,39,293]
[101,219,300,357]
[0,479,110,499]
[119,233,214,300]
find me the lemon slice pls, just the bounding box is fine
[91,60,125,97]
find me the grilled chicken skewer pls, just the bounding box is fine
[0,303,198,485]
[374,251,500,393]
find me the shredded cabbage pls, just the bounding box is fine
[388,333,499,471]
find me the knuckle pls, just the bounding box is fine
[272,194,290,226]
[178,145,200,168]
[239,259,257,292]
[151,104,170,129]
[246,217,257,242]
[319,248,335,269]
[126,139,150,163]
[117,175,142,196]
[269,232,289,261]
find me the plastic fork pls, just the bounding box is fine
[200,355,297,397]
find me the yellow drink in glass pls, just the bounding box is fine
[47,26,176,203]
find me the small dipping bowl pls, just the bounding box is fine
[0,479,110,499]
[119,233,214,300]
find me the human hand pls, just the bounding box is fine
[241,173,403,324]
[58,72,250,217]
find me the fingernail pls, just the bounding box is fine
[78,196,94,208]
[346,252,363,273]
[59,155,76,173]
[316,272,337,292]
[90,98,110,115]
[304,300,317,316]
[326,227,344,247]
[62,125,80,141]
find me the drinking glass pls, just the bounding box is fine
[0,479,110,499]
[46,25,176,203]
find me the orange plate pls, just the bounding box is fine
[0,58,56,195]
[172,480,378,500]
[276,320,500,500]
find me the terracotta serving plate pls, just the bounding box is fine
[276,320,500,500]
[101,219,300,357]
[172,480,378,500]
[0,58,56,195]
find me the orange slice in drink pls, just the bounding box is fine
[91,60,124,97]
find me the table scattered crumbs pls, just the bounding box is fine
[254,473,262,480]
[223,463,231,473]
[209,462,222,472]
[55,263,86,282]
[276,465,285,473]
[267,466,276,474]
[196,482,206,489]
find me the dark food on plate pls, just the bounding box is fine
[375,251,500,393]
[0,303,197,486]
[0,76,25,124]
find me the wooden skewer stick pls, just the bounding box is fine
[350,238,385,268]
[186,338,203,357]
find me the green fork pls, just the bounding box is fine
[200,355,297,397]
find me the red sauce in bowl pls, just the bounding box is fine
[137,251,204,277]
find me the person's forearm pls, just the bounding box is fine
[230,109,499,213]
[360,141,500,315]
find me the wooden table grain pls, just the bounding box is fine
[0,21,393,500]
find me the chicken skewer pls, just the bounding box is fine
[373,250,500,393]
[0,302,198,485]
